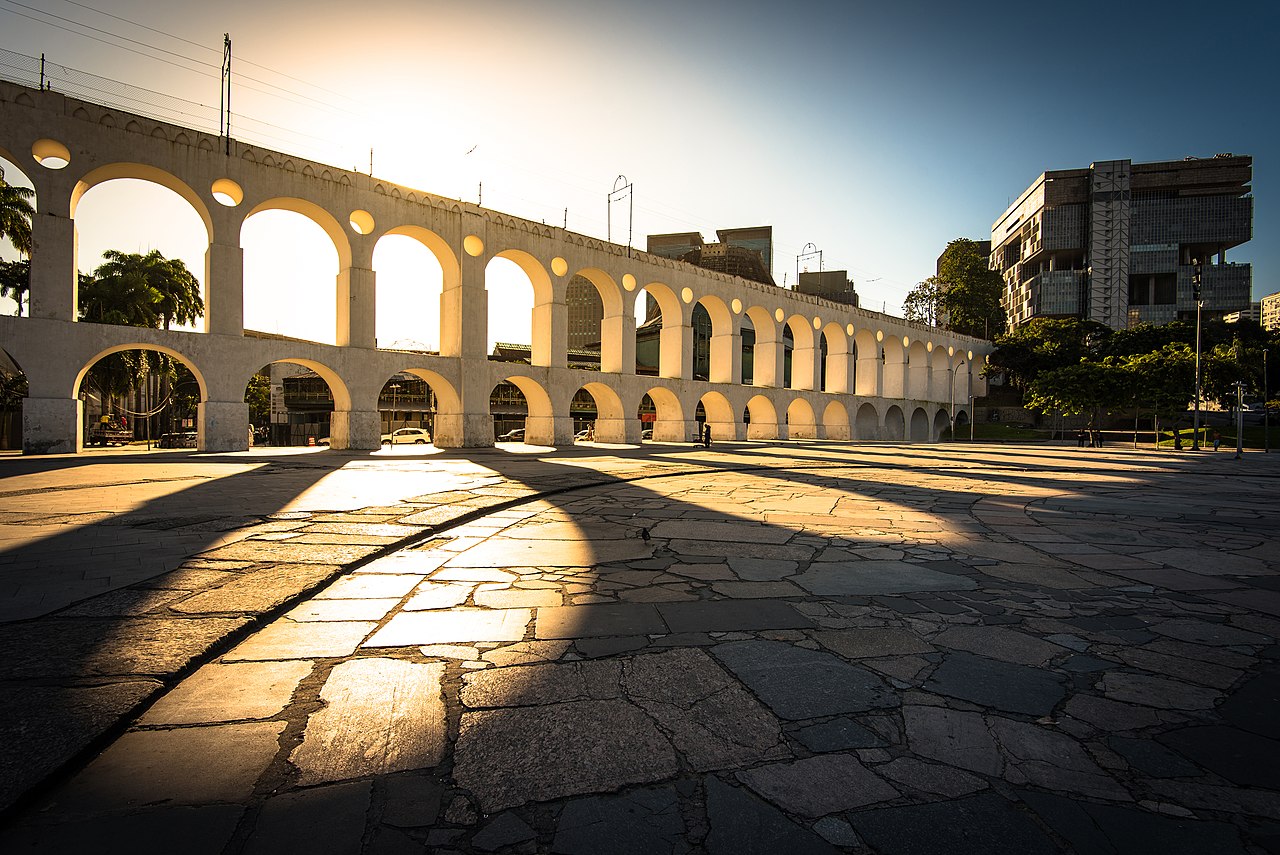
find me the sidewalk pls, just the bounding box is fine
[1,443,1277,853]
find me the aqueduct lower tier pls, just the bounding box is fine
[0,80,990,453]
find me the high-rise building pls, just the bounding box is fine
[646,227,775,286]
[1261,291,1280,332]
[566,274,604,351]
[796,270,859,307]
[990,155,1252,329]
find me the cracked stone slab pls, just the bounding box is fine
[988,715,1129,800]
[534,603,666,639]
[876,757,988,798]
[925,652,1065,716]
[291,658,446,785]
[703,777,840,855]
[225,620,375,661]
[712,638,896,720]
[141,660,313,725]
[792,561,977,596]
[933,625,1065,666]
[1157,725,1280,789]
[445,537,652,567]
[737,753,898,816]
[904,705,1002,776]
[1099,673,1221,710]
[0,806,244,855]
[552,786,690,855]
[812,627,934,659]
[243,781,372,855]
[849,793,1060,855]
[365,609,530,646]
[453,699,678,812]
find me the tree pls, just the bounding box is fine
[1024,359,1130,438]
[87,250,203,329]
[935,239,1007,339]
[903,276,944,327]
[986,317,1111,390]
[0,259,29,317]
[0,167,34,258]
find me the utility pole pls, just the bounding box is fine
[1192,258,1203,450]
[220,34,232,156]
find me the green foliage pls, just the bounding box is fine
[986,317,1110,389]
[903,276,943,327]
[0,167,34,258]
[935,239,1007,339]
[0,258,29,316]
[80,250,203,330]
[244,372,270,423]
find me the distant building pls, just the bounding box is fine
[647,226,775,286]
[1261,291,1280,332]
[796,270,859,307]
[1223,303,1261,325]
[566,274,604,350]
[990,155,1253,329]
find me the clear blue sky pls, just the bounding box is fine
[1,0,1275,331]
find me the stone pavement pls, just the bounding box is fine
[0,441,1278,853]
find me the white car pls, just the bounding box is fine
[381,427,431,445]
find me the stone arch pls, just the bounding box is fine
[855,401,879,440]
[745,393,779,440]
[635,282,686,379]
[497,374,554,445]
[933,408,952,442]
[909,406,930,442]
[490,249,554,367]
[882,336,906,398]
[907,340,930,400]
[743,305,779,387]
[571,268,626,373]
[574,380,627,443]
[854,329,880,396]
[783,315,818,391]
[641,385,685,442]
[822,400,850,441]
[244,197,352,270]
[75,342,209,403]
[246,357,352,448]
[820,322,850,393]
[698,390,736,441]
[370,367,460,447]
[694,295,735,384]
[884,404,905,441]
[70,163,214,243]
[786,397,818,439]
[373,226,456,353]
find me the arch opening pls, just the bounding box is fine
[374,231,446,353]
[78,345,205,449]
[0,155,34,318]
[242,209,340,344]
[247,360,344,448]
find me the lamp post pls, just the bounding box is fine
[949,360,967,441]
[1265,348,1270,454]
[389,383,400,432]
[1192,258,1204,450]
[1234,380,1245,459]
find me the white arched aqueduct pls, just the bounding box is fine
[0,81,989,453]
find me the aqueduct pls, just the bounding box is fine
[0,79,990,454]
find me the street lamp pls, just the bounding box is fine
[1265,348,1270,454]
[949,360,967,441]
[1192,258,1204,450]
[1234,380,1246,459]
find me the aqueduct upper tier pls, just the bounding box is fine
[0,79,990,453]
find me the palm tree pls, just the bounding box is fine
[0,167,34,258]
[87,250,203,329]
[0,259,29,317]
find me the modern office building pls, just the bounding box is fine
[1223,303,1261,325]
[796,270,859,307]
[566,274,604,351]
[1261,291,1280,332]
[990,155,1252,329]
[646,227,775,286]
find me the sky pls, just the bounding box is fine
[0,0,1276,349]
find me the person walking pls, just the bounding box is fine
[701,423,712,448]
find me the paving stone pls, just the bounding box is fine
[474,587,562,608]
[47,722,284,814]
[535,603,666,639]
[737,753,898,816]
[667,562,736,581]
[712,638,896,719]
[1140,548,1268,577]
[0,806,243,855]
[811,627,934,658]
[1218,669,1280,738]
[225,620,375,660]
[792,560,977,596]
[380,772,444,828]
[648,519,796,543]
[461,659,621,708]
[1020,788,1249,855]
[472,811,537,852]
[876,756,988,797]
[1148,618,1269,647]
[1108,736,1203,778]
[0,681,161,813]
[925,652,1065,716]
[657,600,814,633]
[291,658,446,785]
[903,704,1002,775]
[849,793,1059,855]
[1147,779,1280,819]
[793,717,886,752]
[727,557,798,580]
[703,776,840,855]
[446,537,652,567]
[453,699,678,812]
[987,715,1129,799]
[1100,673,1221,710]
[933,625,1064,665]
[710,580,806,599]
[243,781,372,855]
[402,582,472,610]
[286,598,400,622]
[0,617,250,679]
[317,573,424,600]
[1063,694,1162,731]
[481,640,571,666]
[141,660,312,724]
[670,539,814,562]
[552,786,690,855]
[1157,725,1280,789]
[197,540,383,565]
[57,587,189,617]
[365,609,529,646]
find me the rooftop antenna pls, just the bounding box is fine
[608,175,633,255]
[219,34,232,156]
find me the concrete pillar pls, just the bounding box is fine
[660,322,691,379]
[199,400,250,452]
[883,352,906,398]
[709,330,742,385]
[856,352,881,396]
[441,250,488,360]
[754,337,783,388]
[28,213,76,321]
[600,312,635,374]
[337,266,376,349]
[22,396,80,454]
[525,413,572,447]
[593,416,632,444]
[747,418,779,440]
[653,418,693,443]
[205,241,244,336]
[791,344,819,391]
[531,298,566,368]
[328,409,381,450]
[825,349,853,393]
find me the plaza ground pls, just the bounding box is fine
[0,441,1277,853]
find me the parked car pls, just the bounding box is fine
[641,428,653,440]
[381,427,430,445]
[497,428,525,442]
[157,431,197,448]
[575,429,590,441]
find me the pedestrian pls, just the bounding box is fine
[586,422,594,441]
[1212,430,1221,451]
[1076,429,1086,448]
[1174,430,1182,451]
[702,423,711,448]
